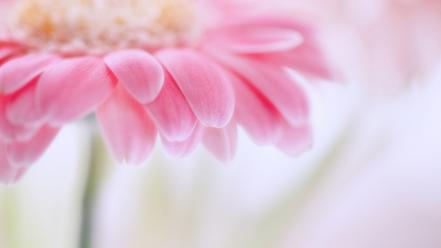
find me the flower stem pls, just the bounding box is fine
[78,127,108,248]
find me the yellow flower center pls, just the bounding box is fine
[11,0,200,54]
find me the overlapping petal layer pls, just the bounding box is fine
[0,0,330,182]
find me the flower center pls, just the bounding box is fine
[11,0,200,54]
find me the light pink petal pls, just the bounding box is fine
[0,47,14,61]
[105,50,164,103]
[146,72,197,142]
[157,49,235,128]
[0,45,22,64]
[203,122,237,162]
[206,26,303,54]
[230,73,282,144]
[229,15,313,36]
[210,16,332,80]
[6,125,59,167]
[0,95,35,142]
[97,86,157,164]
[275,122,312,156]
[0,143,26,184]
[0,53,59,94]
[253,46,333,80]
[207,51,309,126]
[6,79,43,127]
[161,124,202,157]
[237,16,332,79]
[37,57,116,125]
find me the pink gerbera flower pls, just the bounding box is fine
[0,0,330,183]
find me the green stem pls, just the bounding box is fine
[1,191,19,248]
[78,128,108,248]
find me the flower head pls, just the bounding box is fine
[0,0,330,183]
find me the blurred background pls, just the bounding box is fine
[1,1,441,248]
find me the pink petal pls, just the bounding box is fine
[5,79,43,127]
[230,73,282,144]
[230,15,313,36]
[210,15,332,79]
[0,53,59,94]
[203,122,237,162]
[207,51,309,126]
[146,72,197,142]
[157,49,235,128]
[5,125,59,167]
[275,122,312,156]
[0,143,26,184]
[97,86,157,164]
[0,41,24,48]
[0,48,14,61]
[236,16,332,79]
[161,124,202,157]
[0,45,22,64]
[37,57,116,125]
[252,46,333,80]
[105,49,164,103]
[206,26,303,54]
[0,95,35,142]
